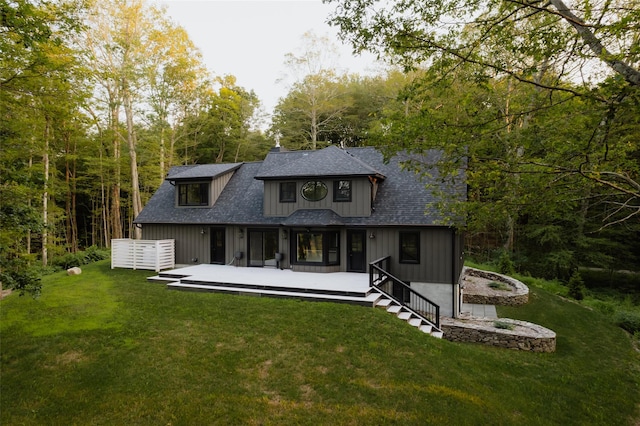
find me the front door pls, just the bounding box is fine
[210,227,225,264]
[347,230,367,272]
[248,230,279,267]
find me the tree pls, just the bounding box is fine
[327,0,640,228]
[1,0,87,291]
[83,0,213,239]
[273,31,349,150]
[144,12,211,182]
[179,75,263,164]
[271,69,412,149]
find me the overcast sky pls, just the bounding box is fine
[153,0,381,121]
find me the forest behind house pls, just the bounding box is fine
[1,0,639,296]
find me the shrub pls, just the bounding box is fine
[613,311,640,334]
[568,271,586,300]
[493,321,515,330]
[84,245,109,262]
[0,259,41,297]
[488,281,511,291]
[51,252,87,270]
[49,246,110,271]
[497,251,515,275]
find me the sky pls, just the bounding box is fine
[153,0,382,121]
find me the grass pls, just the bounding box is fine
[1,261,639,425]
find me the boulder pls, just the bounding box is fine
[67,267,82,275]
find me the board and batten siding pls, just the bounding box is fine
[366,227,457,284]
[141,224,290,268]
[142,224,210,265]
[141,224,461,286]
[263,178,372,217]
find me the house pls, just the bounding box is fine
[134,145,465,317]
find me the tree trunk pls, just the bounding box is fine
[42,117,50,267]
[159,125,166,184]
[65,132,79,252]
[124,87,142,239]
[310,108,318,150]
[110,104,122,241]
[27,154,33,254]
[549,0,640,86]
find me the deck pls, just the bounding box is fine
[147,264,496,319]
[148,264,379,306]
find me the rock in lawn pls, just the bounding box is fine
[67,267,82,275]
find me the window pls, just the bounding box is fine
[279,182,296,203]
[178,183,209,206]
[293,230,339,265]
[301,181,328,201]
[399,232,420,264]
[333,180,352,202]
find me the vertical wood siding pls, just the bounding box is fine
[142,224,209,265]
[142,224,461,286]
[366,227,455,284]
[263,178,371,217]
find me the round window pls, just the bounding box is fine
[301,181,328,201]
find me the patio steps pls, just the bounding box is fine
[166,281,382,306]
[374,295,443,339]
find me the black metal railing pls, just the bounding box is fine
[369,256,441,330]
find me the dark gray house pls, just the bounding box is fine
[135,145,465,317]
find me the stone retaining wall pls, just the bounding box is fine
[462,267,529,306]
[441,318,556,352]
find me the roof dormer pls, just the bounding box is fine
[166,163,242,208]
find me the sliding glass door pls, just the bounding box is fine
[248,230,278,267]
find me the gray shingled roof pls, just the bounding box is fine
[134,146,464,227]
[255,145,385,180]
[281,209,345,227]
[166,163,242,181]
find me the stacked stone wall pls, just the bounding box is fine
[462,267,529,306]
[441,318,556,353]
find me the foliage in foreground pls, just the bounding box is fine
[1,261,639,425]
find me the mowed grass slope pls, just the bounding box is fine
[1,261,638,425]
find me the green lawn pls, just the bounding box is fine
[1,261,639,425]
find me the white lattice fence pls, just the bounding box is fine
[111,239,175,272]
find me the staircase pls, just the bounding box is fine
[369,256,443,338]
[371,291,443,338]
